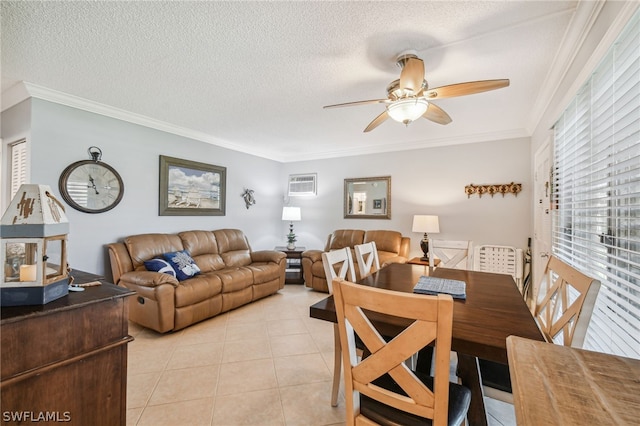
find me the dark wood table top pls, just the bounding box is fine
[1,269,134,324]
[310,262,544,364]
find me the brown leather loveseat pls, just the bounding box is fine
[107,229,286,333]
[301,229,410,293]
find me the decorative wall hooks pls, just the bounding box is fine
[465,182,522,198]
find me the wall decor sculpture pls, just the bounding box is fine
[242,188,256,209]
[465,182,522,198]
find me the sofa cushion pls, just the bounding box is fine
[179,230,226,272]
[245,263,282,284]
[210,267,254,293]
[364,230,402,254]
[327,230,365,251]
[143,258,177,278]
[174,273,223,308]
[125,233,184,269]
[213,229,252,267]
[163,250,201,281]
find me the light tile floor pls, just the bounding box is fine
[126,285,516,425]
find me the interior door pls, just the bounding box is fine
[531,139,552,307]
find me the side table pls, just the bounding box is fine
[275,246,306,284]
[407,257,440,267]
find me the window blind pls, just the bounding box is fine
[553,10,639,358]
[9,139,27,200]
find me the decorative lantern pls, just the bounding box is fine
[1,184,70,306]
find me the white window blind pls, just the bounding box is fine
[553,10,639,358]
[9,139,27,200]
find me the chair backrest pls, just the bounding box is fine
[534,256,601,347]
[473,244,524,290]
[332,278,454,426]
[321,248,356,293]
[354,241,380,278]
[429,239,473,269]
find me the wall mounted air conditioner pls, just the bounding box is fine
[288,173,317,196]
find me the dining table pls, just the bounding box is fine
[507,335,640,425]
[309,262,545,426]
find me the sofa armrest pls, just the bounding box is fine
[302,249,323,263]
[119,271,179,288]
[251,250,286,264]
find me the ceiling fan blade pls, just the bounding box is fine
[423,103,452,125]
[399,57,424,95]
[424,79,510,99]
[364,110,389,132]
[323,99,388,109]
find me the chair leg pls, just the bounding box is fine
[331,324,341,407]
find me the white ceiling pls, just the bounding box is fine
[2,1,581,162]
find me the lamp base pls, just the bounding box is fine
[419,239,429,262]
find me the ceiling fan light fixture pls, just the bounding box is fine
[387,98,428,124]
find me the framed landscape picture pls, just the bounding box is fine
[159,155,226,216]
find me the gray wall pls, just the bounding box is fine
[26,99,283,278]
[3,98,532,279]
[282,138,532,259]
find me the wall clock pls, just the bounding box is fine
[58,147,124,213]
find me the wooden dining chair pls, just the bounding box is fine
[473,244,524,292]
[354,241,380,278]
[321,248,357,407]
[429,240,473,270]
[479,255,601,403]
[332,278,471,426]
[533,255,601,347]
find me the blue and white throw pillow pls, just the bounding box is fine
[163,250,201,281]
[143,258,177,278]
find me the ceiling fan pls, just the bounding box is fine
[324,51,510,132]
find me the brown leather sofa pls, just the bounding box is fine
[107,229,286,333]
[302,229,410,293]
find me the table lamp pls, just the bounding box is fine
[282,206,301,249]
[412,215,440,261]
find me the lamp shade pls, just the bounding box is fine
[412,215,440,233]
[282,206,301,221]
[387,98,429,123]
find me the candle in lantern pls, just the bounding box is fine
[19,265,37,282]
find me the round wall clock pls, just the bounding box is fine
[58,147,124,213]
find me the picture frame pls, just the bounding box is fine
[159,155,226,216]
[344,176,391,219]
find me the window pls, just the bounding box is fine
[553,10,639,358]
[8,139,28,201]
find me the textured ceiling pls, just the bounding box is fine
[1,1,579,162]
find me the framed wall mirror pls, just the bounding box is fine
[344,176,391,219]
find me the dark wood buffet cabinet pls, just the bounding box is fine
[0,270,134,425]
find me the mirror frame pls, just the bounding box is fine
[344,176,391,219]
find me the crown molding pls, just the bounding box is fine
[4,81,529,163]
[527,0,640,133]
[281,128,529,162]
[2,81,284,162]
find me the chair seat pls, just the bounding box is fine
[478,359,512,393]
[361,371,471,426]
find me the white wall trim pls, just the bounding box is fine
[3,82,285,162]
[4,81,529,164]
[546,1,640,127]
[526,0,604,134]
